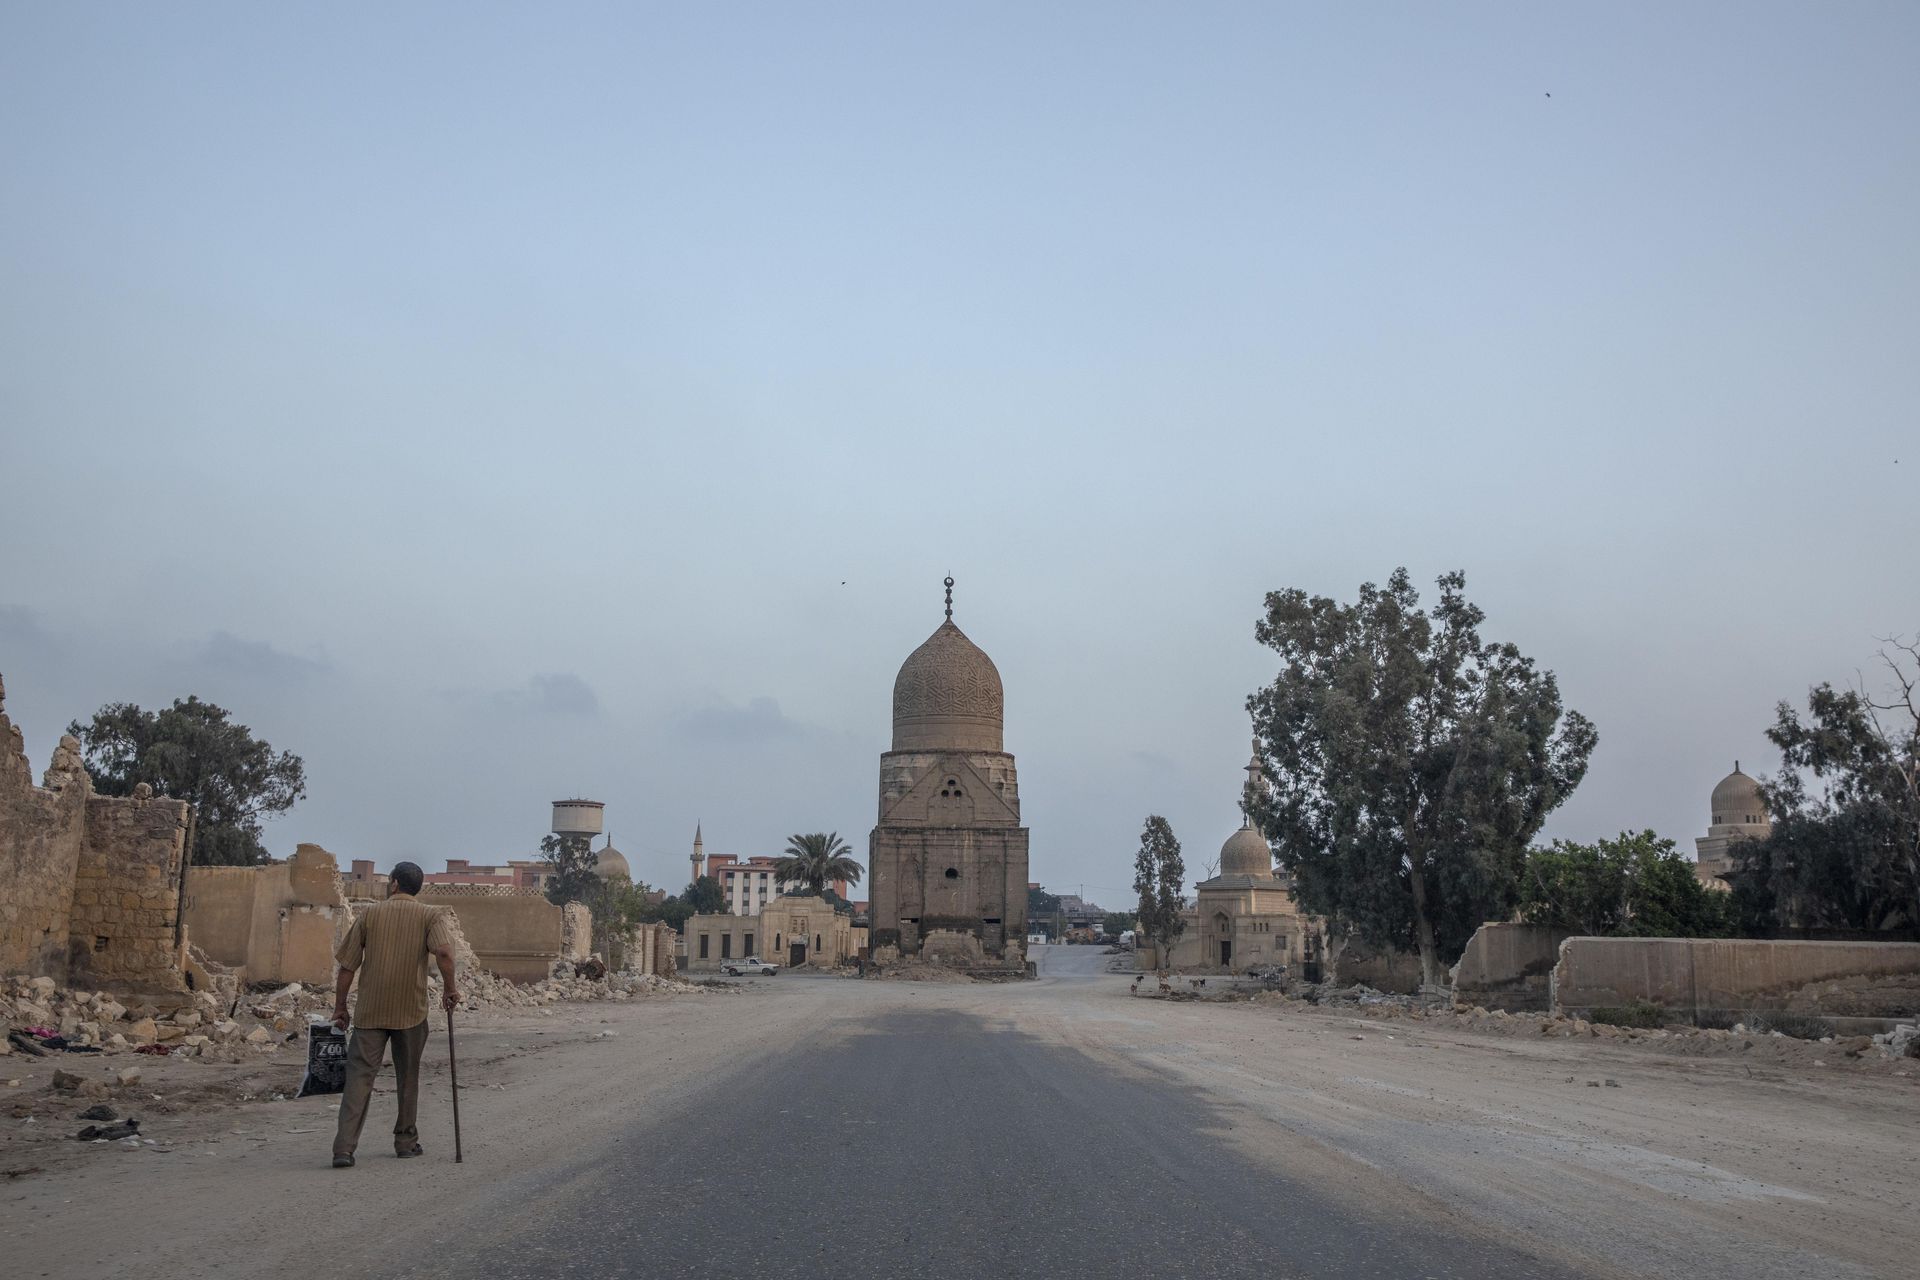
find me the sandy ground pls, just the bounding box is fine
[3,949,1916,1278]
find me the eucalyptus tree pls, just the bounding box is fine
[1246,569,1596,986]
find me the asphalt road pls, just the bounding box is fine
[401,950,1574,1280]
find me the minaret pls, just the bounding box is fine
[1240,740,1264,828]
[690,824,704,888]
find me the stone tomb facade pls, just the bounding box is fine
[868,591,1028,964]
[1144,744,1322,977]
[685,895,858,970]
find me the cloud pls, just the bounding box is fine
[493,672,599,716]
[194,631,330,680]
[675,695,805,744]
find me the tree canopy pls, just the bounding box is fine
[539,833,600,907]
[1520,831,1730,938]
[683,875,728,916]
[775,832,863,896]
[1246,569,1596,985]
[68,696,307,866]
[1132,815,1186,962]
[1732,647,1920,934]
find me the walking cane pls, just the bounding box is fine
[446,1006,463,1163]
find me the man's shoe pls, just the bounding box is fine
[332,1154,355,1168]
[396,1143,424,1159]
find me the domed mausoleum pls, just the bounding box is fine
[1694,762,1772,888]
[593,841,631,883]
[1153,743,1324,975]
[868,579,1028,966]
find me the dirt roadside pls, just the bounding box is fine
[0,985,827,1280]
[1006,973,1920,1280]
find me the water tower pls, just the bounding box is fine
[551,799,605,843]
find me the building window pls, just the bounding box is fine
[746,934,754,955]
[815,933,822,951]
[698,934,710,959]
[721,935,733,959]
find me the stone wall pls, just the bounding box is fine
[416,886,565,984]
[0,682,89,980]
[67,789,191,991]
[181,844,351,987]
[1336,936,1424,994]
[1551,937,1920,1021]
[0,673,191,991]
[561,901,592,962]
[1452,923,1573,1012]
[621,921,678,977]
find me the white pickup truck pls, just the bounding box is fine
[721,956,780,977]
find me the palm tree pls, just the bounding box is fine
[775,832,863,897]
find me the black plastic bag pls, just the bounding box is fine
[296,1021,348,1097]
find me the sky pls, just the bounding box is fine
[2,4,1915,907]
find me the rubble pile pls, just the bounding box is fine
[1251,990,1920,1075]
[453,964,710,1007]
[1873,1021,1919,1059]
[2,974,293,1065]
[4,959,712,1064]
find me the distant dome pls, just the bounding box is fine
[892,620,1004,753]
[1710,764,1767,827]
[594,843,632,882]
[1220,824,1272,878]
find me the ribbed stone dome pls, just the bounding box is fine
[1220,823,1272,878]
[892,620,1004,753]
[1710,765,1766,826]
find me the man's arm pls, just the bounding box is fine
[433,945,460,1012]
[332,965,355,1030]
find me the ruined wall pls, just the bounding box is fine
[1,674,191,990]
[560,901,592,962]
[184,865,261,965]
[1453,923,1573,1012]
[181,844,350,987]
[1335,937,1424,994]
[66,788,190,991]
[0,683,89,980]
[1552,938,1920,1020]
[619,922,679,977]
[417,886,565,984]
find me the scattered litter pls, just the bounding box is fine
[74,1118,139,1141]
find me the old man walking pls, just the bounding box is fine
[329,860,460,1168]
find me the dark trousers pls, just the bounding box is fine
[332,1020,429,1158]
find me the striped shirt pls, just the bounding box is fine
[335,895,455,1030]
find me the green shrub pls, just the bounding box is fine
[1590,1001,1667,1029]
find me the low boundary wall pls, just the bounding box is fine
[1452,923,1572,1012]
[1551,937,1920,1021]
